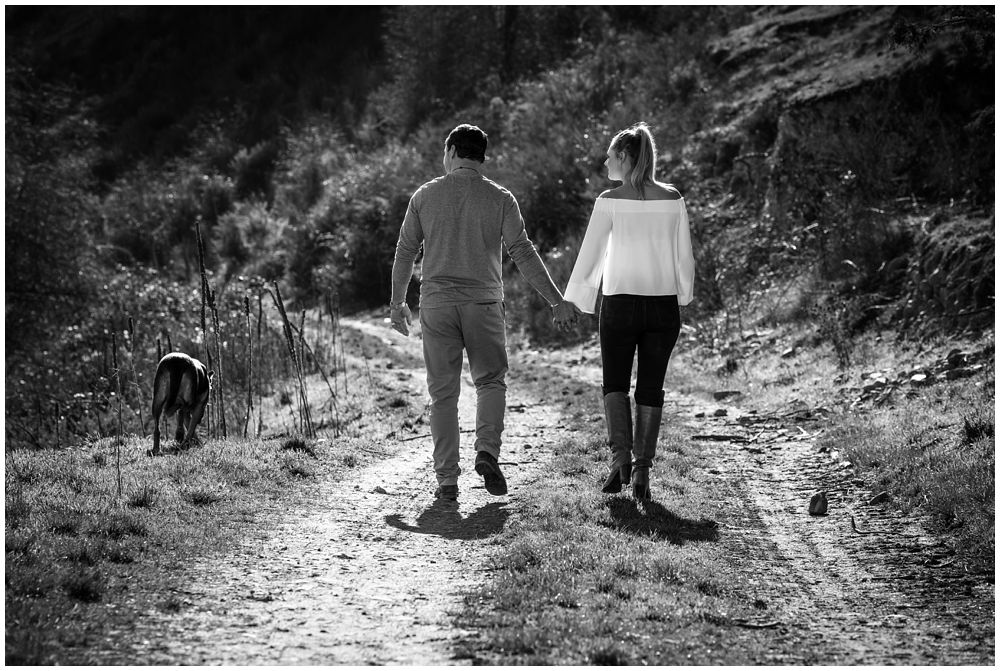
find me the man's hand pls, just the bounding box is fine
[552,299,582,332]
[390,303,412,336]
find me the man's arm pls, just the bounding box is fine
[500,194,580,329]
[501,196,566,306]
[389,195,423,335]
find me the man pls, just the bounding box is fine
[389,123,578,501]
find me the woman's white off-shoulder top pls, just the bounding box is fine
[564,197,695,314]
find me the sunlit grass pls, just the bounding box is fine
[820,375,995,562]
[461,432,763,665]
[4,432,383,665]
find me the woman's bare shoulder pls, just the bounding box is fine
[647,182,683,200]
[597,187,622,199]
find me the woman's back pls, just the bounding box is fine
[601,181,682,201]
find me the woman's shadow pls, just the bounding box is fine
[385,499,510,541]
[603,496,719,544]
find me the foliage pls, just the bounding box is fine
[4,6,994,443]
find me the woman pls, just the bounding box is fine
[564,122,695,499]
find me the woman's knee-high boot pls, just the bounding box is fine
[601,392,633,493]
[632,404,663,500]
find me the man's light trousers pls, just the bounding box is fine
[420,302,508,486]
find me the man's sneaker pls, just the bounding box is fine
[435,484,459,500]
[475,451,508,496]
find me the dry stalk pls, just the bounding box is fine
[196,218,226,438]
[111,330,124,498]
[243,295,254,438]
[297,310,315,436]
[291,323,341,438]
[126,316,146,435]
[270,281,314,438]
[256,291,264,437]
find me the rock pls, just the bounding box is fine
[713,390,743,401]
[713,408,729,417]
[808,491,828,516]
[909,373,929,386]
[781,347,797,359]
[946,349,969,368]
[945,367,975,380]
[868,491,891,505]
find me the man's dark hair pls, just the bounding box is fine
[445,124,488,163]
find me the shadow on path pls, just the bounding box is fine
[604,497,719,544]
[385,500,510,541]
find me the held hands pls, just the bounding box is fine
[390,303,413,336]
[552,299,583,332]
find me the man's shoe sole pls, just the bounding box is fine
[475,461,508,496]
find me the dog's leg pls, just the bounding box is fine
[184,394,209,449]
[175,408,189,444]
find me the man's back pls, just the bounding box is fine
[396,169,543,308]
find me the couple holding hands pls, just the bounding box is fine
[389,122,694,502]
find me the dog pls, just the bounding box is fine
[150,352,213,456]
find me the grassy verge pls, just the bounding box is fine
[459,426,777,665]
[674,323,995,566]
[4,433,382,664]
[462,325,994,663]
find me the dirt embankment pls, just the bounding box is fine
[83,313,992,665]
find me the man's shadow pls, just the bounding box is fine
[603,497,719,545]
[385,500,510,541]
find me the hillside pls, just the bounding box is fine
[4,5,994,450]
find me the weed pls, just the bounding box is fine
[48,511,83,536]
[281,437,317,457]
[65,540,100,566]
[6,488,31,528]
[94,510,148,539]
[159,595,186,613]
[591,645,631,665]
[961,409,994,446]
[62,568,104,603]
[6,531,34,557]
[182,487,225,506]
[281,456,315,478]
[127,483,158,508]
[339,453,358,468]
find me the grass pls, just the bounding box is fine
[463,320,994,663]
[673,320,994,566]
[4,432,385,665]
[820,375,995,563]
[459,433,773,665]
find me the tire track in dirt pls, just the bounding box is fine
[501,343,993,665]
[108,315,579,665]
[680,397,994,665]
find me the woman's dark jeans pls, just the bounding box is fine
[599,294,681,408]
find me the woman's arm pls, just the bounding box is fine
[674,199,695,306]
[564,199,614,314]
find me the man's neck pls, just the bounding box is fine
[449,159,481,174]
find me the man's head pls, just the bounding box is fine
[444,124,488,165]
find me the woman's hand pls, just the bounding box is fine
[552,300,583,332]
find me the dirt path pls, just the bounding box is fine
[113,314,992,664]
[116,315,576,665]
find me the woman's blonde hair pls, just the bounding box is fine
[611,122,657,199]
